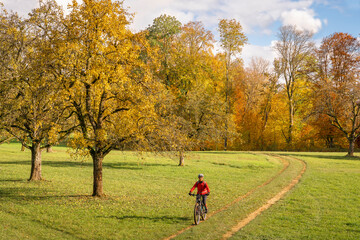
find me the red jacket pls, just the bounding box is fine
[190,181,210,195]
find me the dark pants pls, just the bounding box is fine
[197,194,208,209]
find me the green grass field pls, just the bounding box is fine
[233,152,360,240]
[0,143,359,239]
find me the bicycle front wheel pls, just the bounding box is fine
[194,203,201,225]
[201,205,207,221]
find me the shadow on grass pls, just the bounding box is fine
[194,151,241,154]
[282,153,360,161]
[0,186,37,199]
[0,160,174,170]
[0,188,92,201]
[0,179,26,182]
[98,215,190,223]
[210,162,267,169]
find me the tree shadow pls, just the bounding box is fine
[98,215,190,223]
[0,186,92,201]
[0,186,37,199]
[0,160,174,170]
[195,151,241,154]
[0,160,92,168]
[281,153,360,161]
[0,179,26,182]
[210,162,266,169]
[104,162,175,169]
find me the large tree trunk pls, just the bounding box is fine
[91,153,104,197]
[29,142,42,181]
[179,151,185,166]
[347,138,355,157]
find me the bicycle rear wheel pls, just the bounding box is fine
[194,203,201,225]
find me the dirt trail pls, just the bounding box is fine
[163,154,290,240]
[221,156,307,239]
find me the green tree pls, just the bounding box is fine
[147,18,225,165]
[171,21,224,165]
[147,14,181,86]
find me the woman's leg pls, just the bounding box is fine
[202,195,208,212]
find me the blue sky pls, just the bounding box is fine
[2,0,359,65]
[245,0,359,52]
[313,0,360,38]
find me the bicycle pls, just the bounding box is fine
[190,194,207,225]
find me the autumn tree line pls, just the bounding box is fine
[0,0,359,196]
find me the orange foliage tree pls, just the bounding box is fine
[313,32,360,156]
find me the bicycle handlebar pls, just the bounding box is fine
[189,193,210,196]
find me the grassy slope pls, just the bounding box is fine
[232,152,360,240]
[0,144,281,240]
[1,144,359,240]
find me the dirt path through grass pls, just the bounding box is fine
[163,154,291,240]
[221,155,306,239]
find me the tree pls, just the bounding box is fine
[58,0,163,196]
[274,25,314,148]
[171,21,224,165]
[310,114,345,149]
[147,14,181,86]
[314,32,360,156]
[147,19,224,165]
[218,19,247,150]
[234,57,278,150]
[0,0,68,180]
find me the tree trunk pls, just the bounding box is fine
[179,151,185,166]
[46,146,53,153]
[224,59,229,152]
[326,135,335,148]
[91,153,104,197]
[347,138,355,157]
[287,101,294,148]
[29,142,42,181]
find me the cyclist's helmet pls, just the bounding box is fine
[198,174,204,178]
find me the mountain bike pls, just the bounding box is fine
[190,194,207,225]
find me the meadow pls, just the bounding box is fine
[0,143,359,239]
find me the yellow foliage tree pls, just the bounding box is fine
[218,19,247,150]
[56,0,164,196]
[0,0,69,180]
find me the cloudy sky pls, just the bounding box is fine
[2,0,359,65]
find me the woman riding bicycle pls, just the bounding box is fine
[189,174,210,213]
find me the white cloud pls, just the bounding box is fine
[1,0,38,16]
[125,0,319,33]
[1,0,74,16]
[280,9,322,33]
[242,43,277,67]
[2,0,325,35]
[1,0,324,68]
